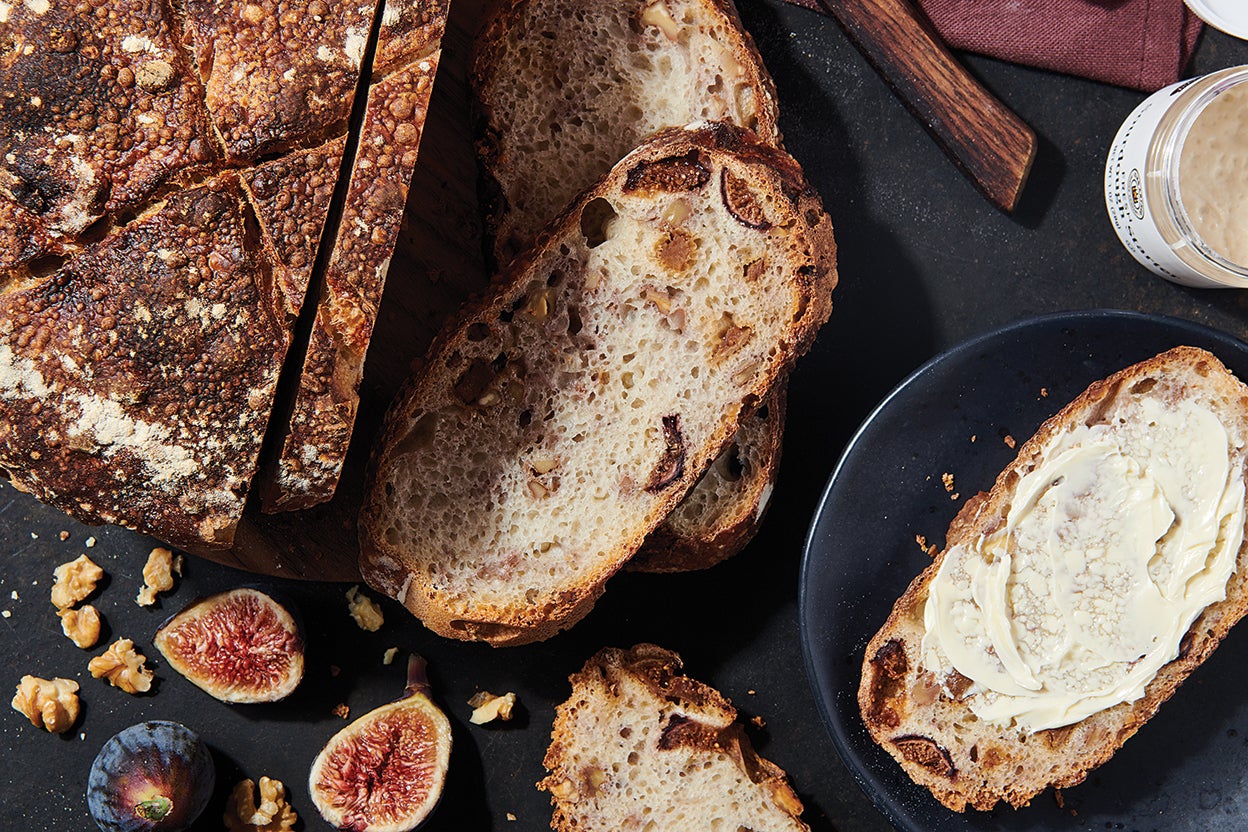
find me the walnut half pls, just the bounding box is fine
[136,546,182,606]
[468,691,517,724]
[224,776,298,832]
[11,676,80,733]
[346,585,384,632]
[89,638,154,694]
[58,604,101,649]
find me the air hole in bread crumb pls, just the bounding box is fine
[580,197,617,247]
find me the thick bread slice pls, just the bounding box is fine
[539,644,809,832]
[859,346,1248,812]
[473,0,780,268]
[358,122,836,645]
[473,0,786,572]
[259,0,448,513]
[0,173,289,550]
[0,0,216,271]
[629,385,786,572]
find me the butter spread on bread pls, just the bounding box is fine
[860,346,1248,811]
[359,123,836,646]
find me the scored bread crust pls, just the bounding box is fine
[859,346,1248,812]
[472,0,787,571]
[540,644,809,832]
[358,122,836,646]
[629,384,786,572]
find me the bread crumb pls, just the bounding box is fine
[1,610,10,619]
[382,647,399,665]
[1040,387,1049,398]
[915,534,938,557]
[345,585,383,631]
[58,531,69,541]
[9,590,17,601]
[332,703,350,719]
[751,715,766,728]
[950,492,959,501]
[30,532,38,540]
[970,434,977,443]
[329,665,341,677]
[1003,434,1016,449]
[469,691,517,724]
[747,689,756,695]
[941,472,954,493]
[506,813,517,822]
[85,537,96,547]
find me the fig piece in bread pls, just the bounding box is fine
[860,346,1248,811]
[358,123,836,646]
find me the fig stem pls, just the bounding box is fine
[405,654,431,699]
[135,796,173,822]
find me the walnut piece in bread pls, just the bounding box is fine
[860,346,1248,811]
[541,644,807,832]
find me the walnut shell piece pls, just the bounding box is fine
[11,675,80,733]
[89,638,154,694]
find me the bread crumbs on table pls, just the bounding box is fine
[506,813,517,822]
[915,534,938,557]
[2,611,10,618]
[332,703,349,719]
[85,537,96,548]
[941,472,954,492]
[751,715,766,729]
[1040,387,1049,398]
[59,531,69,541]
[970,434,977,442]
[1003,434,1016,449]
[950,492,959,501]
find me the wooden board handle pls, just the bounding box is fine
[813,0,1037,212]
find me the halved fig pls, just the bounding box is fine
[154,588,304,704]
[309,654,451,832]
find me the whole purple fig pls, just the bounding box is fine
[87,721,214,832]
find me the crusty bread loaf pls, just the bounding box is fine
[472,0,780,267]
[860,346,1248,811]
[358,122,836,646]
[540,644,809,832]
[629,387,785,572]
[473,0,786,570]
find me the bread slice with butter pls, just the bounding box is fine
[860,346,1248,811]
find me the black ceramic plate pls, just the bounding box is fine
[800,309,1248,832]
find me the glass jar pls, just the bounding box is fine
[1105,66,1248,288]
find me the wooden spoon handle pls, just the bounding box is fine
[807,0,1037,212]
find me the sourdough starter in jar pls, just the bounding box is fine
[1178,81,1248,269]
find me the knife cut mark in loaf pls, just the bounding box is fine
[473,0,787,570]
[0,0,216,272]
[860,346,1248,811]
[358,123,836,646]
[259,0,449,513]
[541,644,809,832]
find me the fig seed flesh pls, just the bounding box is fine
[155,587,304,704]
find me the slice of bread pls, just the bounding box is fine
[472,0,780,267]
[540,644,808,832]
[629,386,786,572]
[859,346,1248,811]
[473,0,786,571]
[358,123,836,646]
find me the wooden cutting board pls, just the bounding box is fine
[189,0,491,581]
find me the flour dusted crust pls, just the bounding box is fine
[540,644,808,832]
[358,123,836,646]
[0,174,287,549]
[472,0,787,571]
[859,346,1248,811]
[260,0,448,513]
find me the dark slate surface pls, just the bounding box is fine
[3,4,1248,831]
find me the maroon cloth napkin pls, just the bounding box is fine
[790,0,1204,92]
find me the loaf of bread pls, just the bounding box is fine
[359,123,836,645]
[859,346,1248,811]
[540,644,808,832]
[473,0,786,570]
